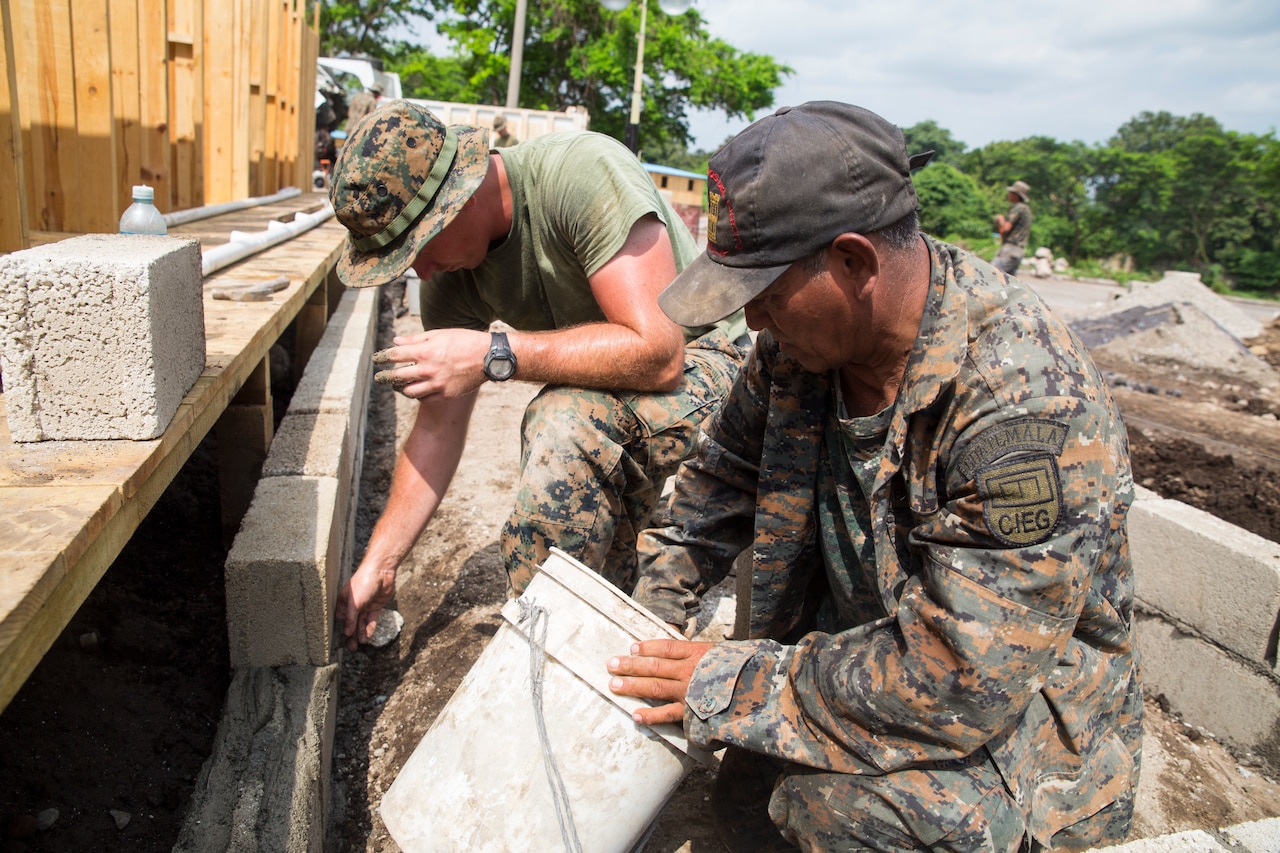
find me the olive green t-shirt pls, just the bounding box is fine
[419,131,746,343]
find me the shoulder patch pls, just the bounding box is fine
[957,418,1068,481]
[978,452,1062,547]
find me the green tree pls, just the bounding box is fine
[1097,114,1280,291]
[901,120,967,169]
[1109,110,1224,155]
[319,0,436,60]
[404,0,790,151]
[911,162,989,241]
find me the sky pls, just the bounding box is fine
[680,0,1280,152]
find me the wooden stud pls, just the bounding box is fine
[72,0,117,233]
[24,0,77,233]
[137,0,171,209]
[108,0,142,212]
[0,1,30,252]
[216,355,274,545]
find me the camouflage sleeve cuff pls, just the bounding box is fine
[684,640,782,749]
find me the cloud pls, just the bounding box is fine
[685,0,1280,151]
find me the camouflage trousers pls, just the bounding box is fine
[992,243,1025,276]
[712,746,1135,852]
[500,330,748,595]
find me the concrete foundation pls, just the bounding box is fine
[173,664,338,853]
[0,234,204,441]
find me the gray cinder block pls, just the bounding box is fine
[0,234,204,441]
[1130,490,1280,667]
[1135,612,1280,774]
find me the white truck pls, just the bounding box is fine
[318,56,403,100]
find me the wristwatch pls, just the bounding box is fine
[482,331,518,381]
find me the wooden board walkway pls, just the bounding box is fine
[0,192,349,714]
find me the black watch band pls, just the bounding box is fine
[482,331,518,382]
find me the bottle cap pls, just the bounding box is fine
[132,185,155,201]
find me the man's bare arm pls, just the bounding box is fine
[371,214,688,399]
[335,392,478,648]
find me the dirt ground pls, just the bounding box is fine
[4,289,1280,851]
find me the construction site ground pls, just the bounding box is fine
[3,276,1280,851]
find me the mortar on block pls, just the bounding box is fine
[0,234,205,442]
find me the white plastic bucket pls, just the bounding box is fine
[379,547,708,853]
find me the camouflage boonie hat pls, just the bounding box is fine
[330,101,489,287]
[1006,180,1031,201]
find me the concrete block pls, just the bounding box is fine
[1129,491,1280,667]
[1091,829,1229,852]
[226,477,346,667]
[263,412,353,482]
[289,287,376,417]
[1136,612,1280,772]
[1223,817,1280,852]
[0,234,204,441]
[174,664,338,853]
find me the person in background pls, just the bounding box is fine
[608,101,1141,852]
[492,114,519,148]
[313,101,338,186]
[329,102,749,649]
[992,179,1033,275]
[346,83,383,129]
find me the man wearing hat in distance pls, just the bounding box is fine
[492,113,519,148]
[329,102,749,650]
[345,82,383,130]
[992,179,1033,275]
[607,101,1140,851]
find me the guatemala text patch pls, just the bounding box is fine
[957,418,1068,481]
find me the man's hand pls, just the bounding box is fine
[335,564,397,651]
[372,328,491,400]
[608,639,715,725]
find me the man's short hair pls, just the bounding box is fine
[798,211,920,273]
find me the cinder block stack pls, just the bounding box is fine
[224,286,378,667]
[0,234,204,442]
[1129,486,1280,772]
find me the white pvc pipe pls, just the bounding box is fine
[164,187,304,227]
[201,204,335,278]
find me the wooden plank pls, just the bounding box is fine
[282,0,300,189]
[71,0,117,233]
[297,11,317,189]
[0,483,119,646]
[168,0,199,209]
[138,0,171,208]
[108,0,142,212]
[202,0,234,203]
[0,1,29,253]
[24,0,76,232]
[261,0,281,190]
[246,0,266,195]
[232,0,251,199]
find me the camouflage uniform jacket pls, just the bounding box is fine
[1003,201,1033,250]
[633,236,1142,846]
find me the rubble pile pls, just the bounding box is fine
[1068,271,1278,394]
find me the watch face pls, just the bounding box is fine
[487,357,515,381]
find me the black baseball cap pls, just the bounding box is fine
[658,101,933,326]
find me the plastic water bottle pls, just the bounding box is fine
[119,185,167,235]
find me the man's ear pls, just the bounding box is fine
[829,232,880,298]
